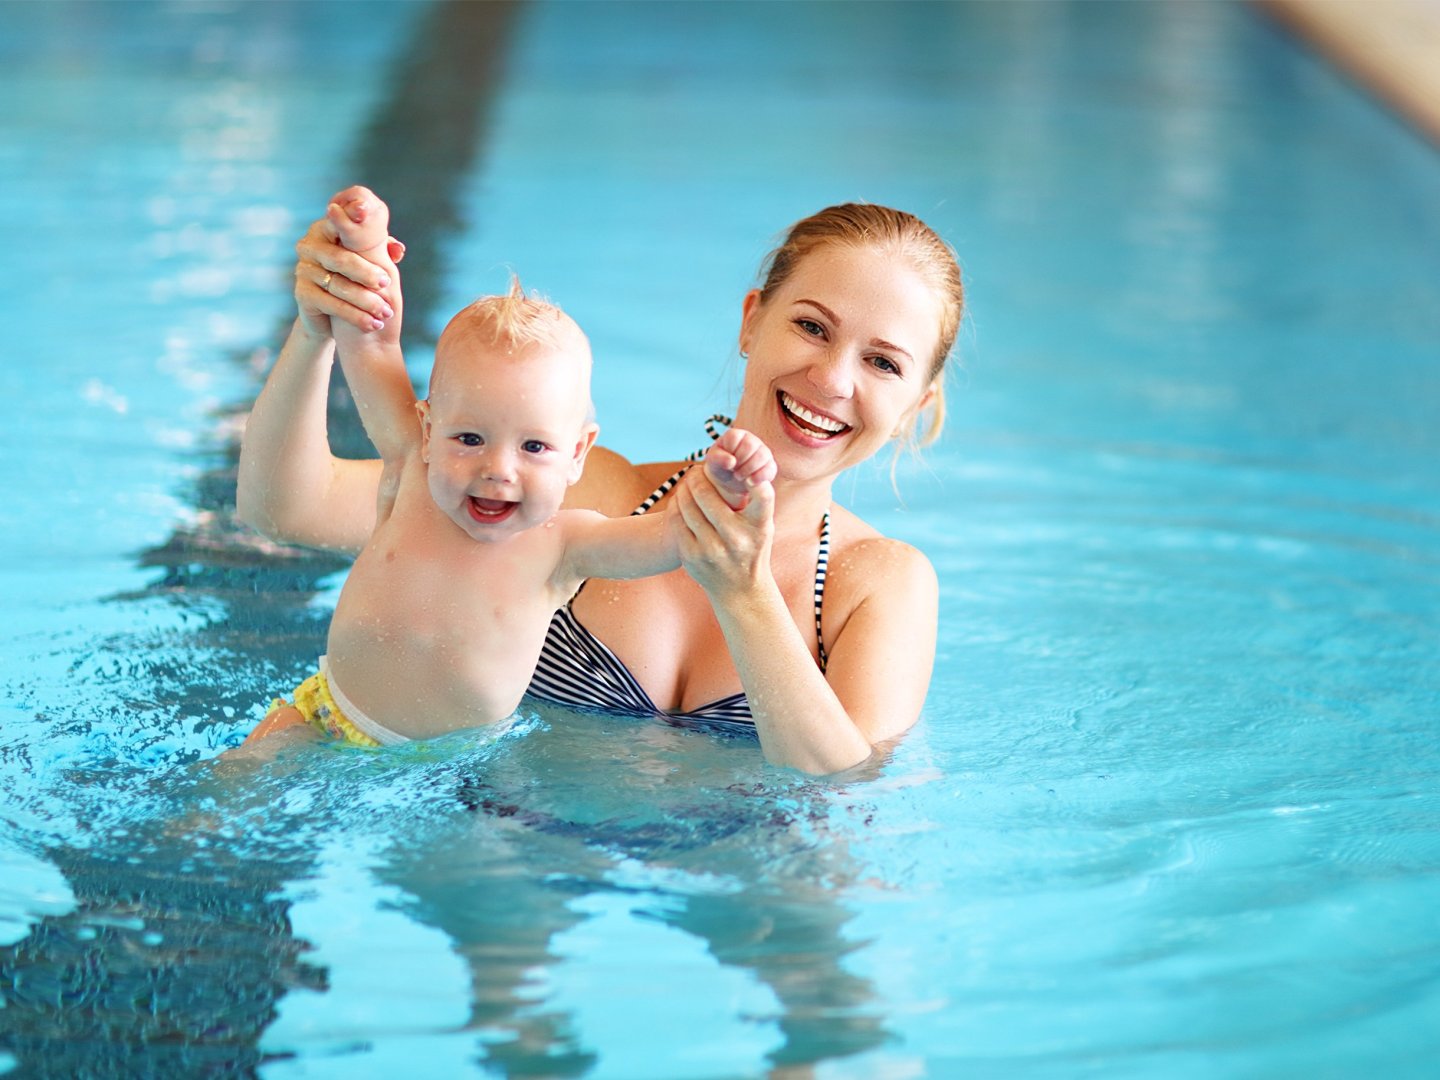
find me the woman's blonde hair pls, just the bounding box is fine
[757,203,963,448]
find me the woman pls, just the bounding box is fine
[237,189,962,774]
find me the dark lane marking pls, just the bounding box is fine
[347,0,523,352]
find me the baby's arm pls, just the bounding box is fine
[325,188,419,464]
[557,429,776,585]
[557,508,679,588]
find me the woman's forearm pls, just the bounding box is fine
[713,580,875,775]
[672,475,880,774]
[236,318,379,552]
[673,473,935,774]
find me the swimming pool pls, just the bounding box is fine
[3,0,1438,1074]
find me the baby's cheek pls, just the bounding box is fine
[427,470,456,506]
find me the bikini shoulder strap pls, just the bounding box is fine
[632,466,690,516]
[631,414,733,516]
[815,510,831,672]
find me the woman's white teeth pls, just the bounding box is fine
[781,392,847,434]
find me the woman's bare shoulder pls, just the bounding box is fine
[567,446,688,517]
[826,505,938,598]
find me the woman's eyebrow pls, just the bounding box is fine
[795,298,840,324]
[871,336,913,361]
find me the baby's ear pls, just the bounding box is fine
[568,423,600,485]
[416,400,433,462]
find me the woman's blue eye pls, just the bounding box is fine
[522,440,548,454]
[871,355,901,375]
[457,433,483,447]
[796,318,824,337]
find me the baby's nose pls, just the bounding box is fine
[481,449,517,482]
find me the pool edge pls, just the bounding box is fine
[1254,0,1440,146]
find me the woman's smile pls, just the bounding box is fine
[776,390,851,442]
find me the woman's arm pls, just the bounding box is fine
[236,319,383,553]
[234,208,400,552]
[671,478,938,775]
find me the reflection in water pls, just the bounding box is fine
[374,721,893,1075]
[0,834,321,1075]
[0,723,891,1075]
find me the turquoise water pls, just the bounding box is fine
[3,1,1439,1075]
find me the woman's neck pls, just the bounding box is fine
[770,474,835,536]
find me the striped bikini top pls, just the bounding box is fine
[526,416,832,733]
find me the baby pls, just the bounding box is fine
[241,191,774,750]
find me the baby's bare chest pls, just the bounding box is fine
[338,507,564,648]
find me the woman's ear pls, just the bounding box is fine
[737,288,763,357]
[915,378,938,414]
[893,379,940,441]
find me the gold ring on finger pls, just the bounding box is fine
[321,271,334,291]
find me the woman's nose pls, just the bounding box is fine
[806,350,854,399]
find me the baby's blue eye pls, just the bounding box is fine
[522,439,548,454]
[457,433,483,447]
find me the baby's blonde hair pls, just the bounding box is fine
[442,275,589,356]
[757,203,963,448]
[430,276,594,421]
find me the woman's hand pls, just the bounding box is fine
[671,467,776,602]
[293,186,406,338]
[236,187,405,552]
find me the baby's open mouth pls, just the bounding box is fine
[468,496,518,523]
[779,391,850,438]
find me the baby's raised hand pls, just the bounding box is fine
[326,186,391,259]
[703,428,777,510]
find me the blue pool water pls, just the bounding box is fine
[3,1,1439,1075]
